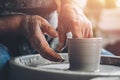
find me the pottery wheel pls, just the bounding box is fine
[9,53,120,80]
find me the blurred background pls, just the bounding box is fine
[80,0,120,56]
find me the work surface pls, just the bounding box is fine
[9,53,120,80]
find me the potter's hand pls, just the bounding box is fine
[57,1,93,51]
[0,14,63,62]
[22,15,64,62]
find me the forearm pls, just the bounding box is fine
[55,0,83,13]
[0,14,25,35]
[61,0,73,4]
[61,0,83,9]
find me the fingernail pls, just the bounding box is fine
[60,58,65,62]
[57,47,65,52]
[57,47,62,52]
[57,56,65,62]
[57,44,63,52]
[54,32,58,37]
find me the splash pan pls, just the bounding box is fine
[9,53,120,80]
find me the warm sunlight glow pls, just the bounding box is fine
[116,0,120,7]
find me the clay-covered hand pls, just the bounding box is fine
[57,2,93,51]
[22,15,64,62]
[0,14,63,62]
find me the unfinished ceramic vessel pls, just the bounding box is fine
[68,38,102,72]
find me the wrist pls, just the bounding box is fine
[55,0,72,14]
[60,0,82,9]
[55,0,83,14]
[61,0,73,5]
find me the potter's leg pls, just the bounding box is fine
[0,44,10,80]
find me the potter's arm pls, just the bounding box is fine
[0,15,23,35]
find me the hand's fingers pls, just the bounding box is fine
[57,24,67,51]
[88,29,93,38]
[36,15,58,38]
[27,16,64,62]
[70,19,93,38]
[58,33,67,51]
[30,33,64,62]
[88,22,93,38]
[70,21,83,38]
[84,22,93,38]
